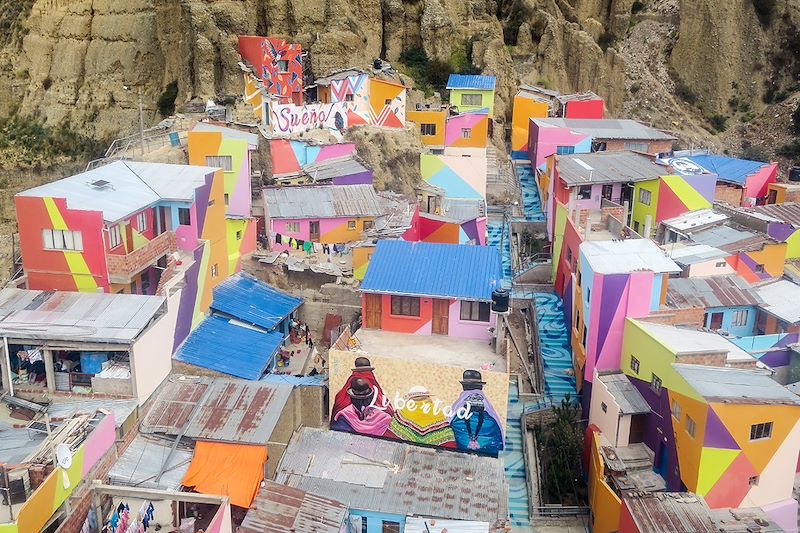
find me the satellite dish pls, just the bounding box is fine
[56,444,73,490]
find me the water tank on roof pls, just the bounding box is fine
[373,58,383,70]
[491,289,510,314]
[789,166,800,182]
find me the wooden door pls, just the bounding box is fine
[432,298,450,335]
[309,220,320,242]
[364,294,382,329]
[709,312,723,330]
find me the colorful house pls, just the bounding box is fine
[766,181,800,204]
[674,154,778,207]
[403,208,487,246]
[630,174,716,238]
[15,161,231,347]
[360,240,502,340]
[737,203,800,260]
[528,118,675,170]
[263,184,384,251]
[407,108,489,154]
[238,35,303,104]
[730,332,800,385]
[540,151,668,241]
[658,209,788,284]
[555,92,605,119]
[663,275,763,337]
[446,74,496,118]
[755,279,800,335]
[188,123,259,273]
[621,318,800,516]
[511,86,551,156]
[420,153,487,204]
[266,70,407,136]
[573,239,681,411]
[661,243,735,278]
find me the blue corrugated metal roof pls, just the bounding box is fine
[211,273,302,331]
[259,373,328,387]
[360,240,502,301]
[446,74,496,91]
[174,316,283,380]
[685,154,767,186]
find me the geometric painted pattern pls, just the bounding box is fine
[421,154,487,201]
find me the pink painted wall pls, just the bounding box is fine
[444,113,487,146]
[81,412,117,476]
[528,121,589,168]
[269,216,367,250]
[745,163,778,202]
[316,143,357,162]
[763,499,799,533]
[175,203,199,251]
[446,299,497,341]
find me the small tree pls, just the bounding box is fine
[791,105,800,135]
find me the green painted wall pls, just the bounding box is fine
[449,89,495,117]
[630,179,660,237]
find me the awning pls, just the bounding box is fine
[181,441,267,508]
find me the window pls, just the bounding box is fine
[750,422,773,441]
[277,59,289,73]
[108,225,122,249]
[382,521,400,533]
[715,261,727,267]
[347,220,357,230]
[208,199,215,207]
[391,295,420,317]
[345,93,354,102]
[384,98,392,105]
[285,222,300,233]
[224,193,229,206]
[42,229,84,251]
[638,188,652,206]
[461,93,482,106]
[686,415,696,438]
[671,399,682,421]
[601,402,608,413]
[577,185,592,200]
[633,221,640,233]
[178,208,191,226]
[460,301,490,322]
[651,374,662,395]
[556,145,575,155]
[205,155,233,171]
[363,220,374,230]
[731,309,749,327]
[566,247,572,264]
[211,263,218,278]
[461,128,471,139]
[236,230,242,241]
[130,281,137,294]
[420,123,437,136]
[748,475,760,487]
[624,142,648,152]
[630,356,640,374]
[582,326,587,348]
[575,310,581,331]
[586,288,591,303]
[141,274,151,294]
[136,211,147,231]
[755,264,765,273]
[361,517,368,533]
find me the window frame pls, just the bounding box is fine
[284,221,300,233]
[750,421,773,441]
[638,188,652,206]
[178,208,191,226]
[624,142,648,152]
[630,356,640,374]
[211,263,218,278]
[651,373,663,395]
[420,123,437,136]
[460,300,490,322]
[362,220,374,230]
[555,145,576,155]
[686,415,696,438]
[236,230,242,241]
[136,211,147,232]
[347,220,357,230]
[108,225,122,250]
[577,185,592,200]
[205,155,233,172]
[671,399,681,421]
[277,59,289,73]
[461,128,471,139]
[731,309,749,327]
[43,229,84,252]
[345,93,354,102]
[601,402,608,413]
[381,521,401,533]
[390,295,421,317]
[460,93,482,106]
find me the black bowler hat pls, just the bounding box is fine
[351,356,374,371]
[347,377,374,400]
[460,369,486,385]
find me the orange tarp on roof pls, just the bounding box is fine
[181,441,267,508]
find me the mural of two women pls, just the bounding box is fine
[330,357,505,455]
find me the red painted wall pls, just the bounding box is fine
[555,208,582,296]
[16,196,108,292]
[365,293,434,334]
[565,99,604,119]
[617,499,638,533]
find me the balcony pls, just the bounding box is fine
[107,231,177,284]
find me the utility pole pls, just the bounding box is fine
[123,85,146,155]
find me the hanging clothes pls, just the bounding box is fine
[302,240,313,254]
[289,238,297,249]
[296,239,304,250]
[275,233,283,244]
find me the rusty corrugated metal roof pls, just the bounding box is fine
[747,202,800,227]
[139,376,293,445]
[240,480,348,533]
[665,275,763,309]
[622,492,717,533]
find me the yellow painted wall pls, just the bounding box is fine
[447,114,489,149]
[669,390,709,492]
[321,217,375,244]
[353,245,374,280]
[512,96,548,152]
[407,110,446,147]
[588,432,621,533]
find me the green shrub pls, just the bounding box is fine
[753,0,776,26]
[708,114,728,132]
[398,47,456,94]
[674,78,697,104]
[778,142,800,158]
[791,105,800,135]
[0,116,104,167]
[157,81,179,118]
[632,1,646,14]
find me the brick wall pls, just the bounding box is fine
[602,140,673,154]
[715,183,744,206]
[107,231,177,280]
[643,307,705,328]
[675,352,727,367]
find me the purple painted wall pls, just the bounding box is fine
[332,170,374,185]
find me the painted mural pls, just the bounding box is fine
[420,154,487,201]
[402,209,487,245]
[329,350,508,455]
[243,72,266,122]
[631,174,716,236]
[238,36,303,104]
[444,112,489,151]
[270,76,406,135]
[270,139,356,175]
[0,413,116,533]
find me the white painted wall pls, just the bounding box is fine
[130,288,182,405]
[741,416,800,508]
[589,370,624,446]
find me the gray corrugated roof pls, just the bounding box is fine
[533,118,676,141]
[663,244,728,265]
[442,197,484,221]
[139,375,293,445]
[745,202,800,227]
[690,223,772,253]
[47,398,138,428]
[107,434,192,490]
[241,480,348,533]
[192,122,259,146]
[756,279,800,324]
[263,184,384,219]
[580,239,681,274]
[275,427,508,524]
[0,289,166,344]
[17,161,217,223]
[665,275,763,309]
[597,373,650,414]
[302,156,371,183]
[557,151,668,186]
[672,364,800,404]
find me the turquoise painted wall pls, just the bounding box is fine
[351,510,406,533]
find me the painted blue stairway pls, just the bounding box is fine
[502,380,532,529]
[488,221,512,288]
[517,163,545,222]
[533,292,576,405]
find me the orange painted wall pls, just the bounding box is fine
[669,390,709,492]
[368,293,435,334]
[199,169,229,312]
[446,114,489,149]
[407,110,446,147]
[320,217,375,244]
[588,431,622,533]
[512,97,548,152]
